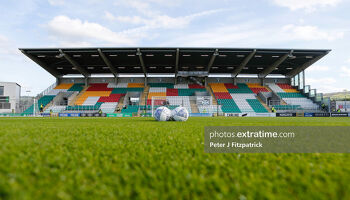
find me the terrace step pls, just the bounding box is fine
[115,96,125,113]
[70,86,88,105]
[190,99,199,113]
[206,86,218,105]
[256,96,271,112]
[140,86,149,106]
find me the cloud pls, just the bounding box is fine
[110,9,226,30]
[306,65,330,72]
[314,85,346,93]
[0,34,20,56]
[104,11,116,21]
[272,0,342,12]
[282,24,344,41]
[305,77,345,93]
[47,15,136,46]
[340,66,350,77]
[48,0,65,6]
[307,77,337,84]
[160,21,344,47]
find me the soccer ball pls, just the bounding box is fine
[171,106,189,121]
[154,106,171,121]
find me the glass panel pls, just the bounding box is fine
[299,72,304,90]
[304,85,310,94]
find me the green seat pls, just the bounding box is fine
[246,99,268,113]
[227,83,253,93]
[217,99,241,113]
[68,84,84,92]
[22,95,55,115]
[121,105,139,113]
[277,93,304,98]
[148,83,174,88]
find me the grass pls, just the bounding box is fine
[0,117,349,200]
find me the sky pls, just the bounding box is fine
[0,0,349,95]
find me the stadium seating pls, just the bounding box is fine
[198,105,222,114]
[121,105,139,113]
[54,83,74,89]
[267,83,319,111]
[246,83,269,94]
[146,83,205,113]
[43,105,66,113]
[22,95,56,115]
[100,102,118,113]
[66,102,103,111]
[246,99,268,113]
[68,83,85,92]
[231,94,255,112]
[209,83,268,113]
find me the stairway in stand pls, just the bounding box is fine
[256,96,271,112]
[206,86,218,105]
[115,96,125,113]
[190,99,199,113]
[69,86,88,106]
[140,86,149,106]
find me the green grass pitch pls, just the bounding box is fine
[0,117,349,199]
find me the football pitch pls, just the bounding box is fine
[0,117,349,199]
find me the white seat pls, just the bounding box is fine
[149,87,167,93]
[174,84,189,89]
[83,96,100,105]
[100,102,118,113]
[266,83,285,93]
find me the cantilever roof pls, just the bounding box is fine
[19,47,330,78]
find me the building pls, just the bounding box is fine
[20,47,329,115]
[0,82,21,113]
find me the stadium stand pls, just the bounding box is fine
[210,83,268,113]
[146,83,207,113]
[19,47,329,116]
[267,83,319,110]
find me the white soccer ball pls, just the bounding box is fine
[171,106,189,121]
[154,106,171,121]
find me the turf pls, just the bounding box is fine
[0,117,349,200]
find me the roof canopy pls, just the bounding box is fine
[20,47,330,78]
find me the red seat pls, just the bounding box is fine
[277,83,294,89]
[214,92,232,99]
[166,88,178,96]
[188,84,205,89]
[98,94,124,102]
[250,88,269,94]
[224,83,238,89]
[147,99,165,105]
[87,83,113,91]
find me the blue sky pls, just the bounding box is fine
[0,0,349,95]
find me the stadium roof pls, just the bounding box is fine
[20,47,330,78]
